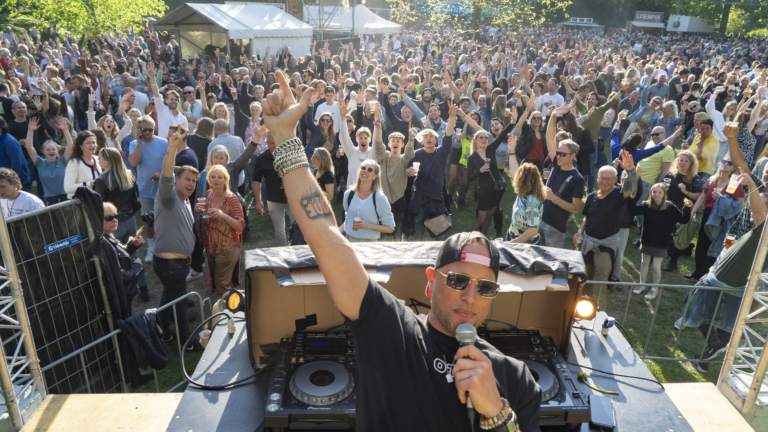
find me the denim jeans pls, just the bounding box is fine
[538,220,566,248]
[586,146,598,194]
[153,256,192,341]
[113,216,147,290]
[268,201,295,246]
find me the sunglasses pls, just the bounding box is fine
[140,127,153,132]
[104,214,118,222]
[184,91,194,94]
[436,269,500,298]
[556,151,573,157]
[360,166,374,172]
[320,118,331,123]
[531,117,542,120]
[346,120,354,124]
[721,160,734,165]
[476,136,489,140]
[650,132,663,137]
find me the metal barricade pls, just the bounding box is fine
[587,279,745,368]
[1,200,123,394]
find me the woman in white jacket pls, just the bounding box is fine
[64,130,102,198]
[87,95,133,152]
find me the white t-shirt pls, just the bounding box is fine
[539,92,564,117]
[315,102,342,133]
[1,192,44,218]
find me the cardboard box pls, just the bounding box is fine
[245,242,586,367]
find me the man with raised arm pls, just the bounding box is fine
[257,71,540,432]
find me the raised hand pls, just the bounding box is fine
[27,116,40,131]
[338,97,348,117]
[619,150,634,172]
[259,71,312,144]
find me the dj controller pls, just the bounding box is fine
[264,328,588,429]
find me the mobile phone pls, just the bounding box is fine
[590,395,616,429]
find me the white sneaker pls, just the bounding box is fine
[632,286,646,295]
[187,269,204,281]
[145,249,154,264]
[674,317,685,330]
[645,287,660,300]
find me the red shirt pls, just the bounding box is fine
[526,137,545,161]
[702,178,745,208]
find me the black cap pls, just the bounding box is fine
[434,232,500,279]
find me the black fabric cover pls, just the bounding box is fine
[117,309,168,371]
[245,241,586,281]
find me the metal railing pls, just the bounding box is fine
[585,278,747,368]
[38,291,212,394]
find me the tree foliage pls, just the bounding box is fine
[21,0,167,35]
[389,0,571,31]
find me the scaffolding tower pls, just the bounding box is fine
[0,209,46,431]
[718,221,768,430]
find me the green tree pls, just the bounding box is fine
[28,0,167,35]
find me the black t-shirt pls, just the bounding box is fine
[664,172,703,209]
[582,187,625,240]
[542,164,584,233]
[317,170,334,190]
[188,134,212,170]
[348,279,542,432]
[0,96,14,123]
[252,150,286,203]
[175,148,198,170]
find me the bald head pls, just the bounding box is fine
[214,119,229,134]
[126,77,137,88]
[650,126,666,144]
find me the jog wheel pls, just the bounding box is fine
[522,359,560,402]
[289,361,354,406]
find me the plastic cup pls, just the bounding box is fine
[514,90,522,98]
[353,215,361,231]
[726,174,741,194]
[197,197,208,219]
[663,178,672,187]
[412,162,420,176]
[485,158,491,165]
[504,108,513,117]
[543,168,551,180]
[724,234,736,249]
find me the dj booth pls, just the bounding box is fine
[167,241,700,432]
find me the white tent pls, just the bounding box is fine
[327,5,401,35]
[153,3,313,59]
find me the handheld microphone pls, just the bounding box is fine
[456,323,477,431]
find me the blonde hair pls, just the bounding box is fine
[207,164,230,191]
[97,115,119,141]
[99,147,135,191]
[514,163,545,201]
[643,183,669,211]
[470,130,490,155]
[103,202,118,214]
[669,150,698,184]
[352,159,382,194]
[212,102,230,123]
[313,147,334,175]
[206,145,230,170]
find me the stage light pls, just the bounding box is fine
[222,290,245,313]
[574,297,596,321]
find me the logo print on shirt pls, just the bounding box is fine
[433,358,454,383]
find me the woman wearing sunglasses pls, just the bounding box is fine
[685,155,744,281]
[103,202,145,313]
[466,116,515,236]
[342,160,395,242]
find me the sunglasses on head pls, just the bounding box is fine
[556,151,572,157]
[360,166,374,172]
[140,127,153,132]
[721,160,733,165]
[437,269,500,298]
[104,214,117,222]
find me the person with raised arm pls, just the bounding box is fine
[258,70,541,432]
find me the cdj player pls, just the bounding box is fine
[479,328,590,428]
[264,331,357,429]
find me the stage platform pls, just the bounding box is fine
[159,311,752,431]
[21,393,182,431]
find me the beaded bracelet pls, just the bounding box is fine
[274,151,308,174]
[274,150,306,168]
[480,398,513,430]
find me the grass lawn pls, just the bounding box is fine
[131,161,724,393]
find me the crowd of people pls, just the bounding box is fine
[1,20,767,372]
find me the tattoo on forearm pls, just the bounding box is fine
[300,186,333,219]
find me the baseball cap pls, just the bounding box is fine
[434,232,500,279]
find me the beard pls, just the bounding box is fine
[430,284,487,336]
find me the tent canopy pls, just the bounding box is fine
[328,5,401,35]
[154,3,313,39]
[153,3,313,59]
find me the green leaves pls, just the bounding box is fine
[28,0,167,35]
